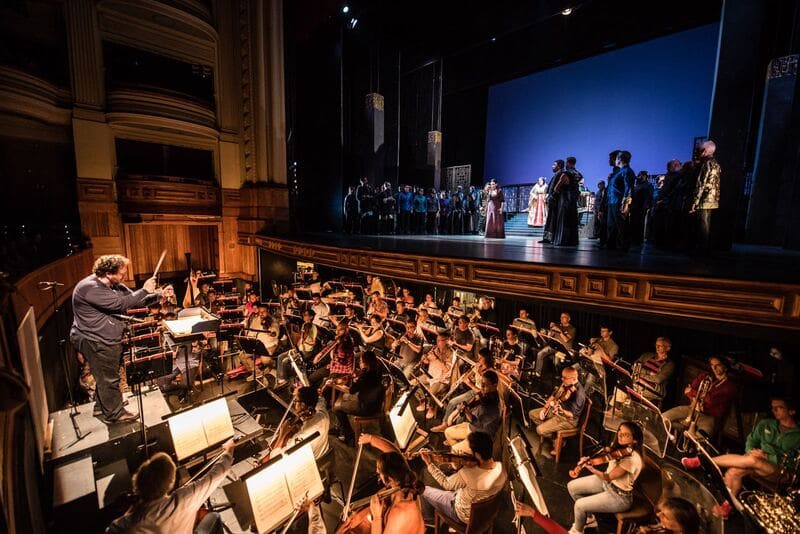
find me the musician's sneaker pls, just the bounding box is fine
[681,456,701,469]
[416,402,427,412]
[712,500,732,519]
[585,514,598,529]
[426,408,436,419]
[430,423,447,433]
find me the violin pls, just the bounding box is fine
[260,414,305,464]
[409,449,478,468]
[569,444,633,478]
[335,486,403,534]
[541,382,575,419]
[445,394,482,426]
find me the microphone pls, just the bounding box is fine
[111,314,146,323]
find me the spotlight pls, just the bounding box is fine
[342,5,349,14]
[561,7,573,15]
[490,36,496,43]
[349,17,358,29]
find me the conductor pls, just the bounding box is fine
[70,254,163,424]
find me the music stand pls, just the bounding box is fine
[377,354,413,392]
[127,351,173,457]
[602,385,670,458]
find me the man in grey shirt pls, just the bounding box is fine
[70,254,162,423]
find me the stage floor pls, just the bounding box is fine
[278,232,800,284]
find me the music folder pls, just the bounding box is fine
[225,432,324,534]
[389,391,418,451]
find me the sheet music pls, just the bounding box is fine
[246,461,294,534]
[389,392,417,450]
[163,317,203,335]
[200,398,235,445]
[169,412,208,460]
[169,397,234,460]
[283,444,324,504]
[510,436,549,516]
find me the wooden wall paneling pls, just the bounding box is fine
[241,235,800,331]
[124,224,219,277]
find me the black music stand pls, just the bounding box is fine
[127,352,173,457]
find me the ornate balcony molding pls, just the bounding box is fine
[108,88,216,128]
[117,176,220,216]
[98,0,218,65]
[240,235,800,331]
[0,66,72,126]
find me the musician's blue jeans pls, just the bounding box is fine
[443,390,477,422]
[567,475,631,532]
[421,486,460,524]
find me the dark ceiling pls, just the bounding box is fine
[289,0,723,93]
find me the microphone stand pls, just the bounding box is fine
[42,281,91,448]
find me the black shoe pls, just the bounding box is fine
[538,239,551,244]
[105,411,140,424]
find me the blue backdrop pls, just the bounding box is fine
[484,23,719,190]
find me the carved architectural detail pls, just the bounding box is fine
[107,89,216,128]
[239,0,256,182]
[65,0,105,109]
[116,177,220,215]
[242,235,800,330]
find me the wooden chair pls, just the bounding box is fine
[434,489,504,534]
[553,397,592,463]
[614,455,663,534]
[352,382,394,442]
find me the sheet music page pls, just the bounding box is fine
[169,410,208,460]
[282,444,324,505]
[389,392,416,450]
[246,461,294,534]
[164,317,201,335]
[200,398,235,446]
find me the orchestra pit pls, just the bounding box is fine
[1,1,800,534]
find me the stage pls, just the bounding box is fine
[273,232,800,284]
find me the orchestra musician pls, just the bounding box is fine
[159,284,178,315]
[261,386,329,461]
[365,274,386,298]
[310,293,330,326]
[70,254,163,424]
[332,350,385,446]
[529,366,586,459]
[354,314,385,355]
[390,300,410,323]
[432,349,494,433]
[413,333,454,419]
[534,312,577,377]
[331,304,358,327]
[635,497,701,534]
[391,318,424,378]
[451,315,476,356]
[367,292,389,320]
[662,355,736,438]
[244,291,259,317]
[567,422,644,534]
[443,370,502,454]
[474,296,497,325]
[633,337,675,403]
[241,303,279,380]
[586,325,619,361]
[399,287,415,307]
[499,328,524,378]
[156,339,208,402]
[309,321,355,388]
[419,431,506,526]
[275,309,319,385]
[108,438,236,533]
[421,293,440,314]
[445,297,464,329]
[681,396,800,510]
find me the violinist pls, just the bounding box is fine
[432,349,493,433]
[261,386,329,462]
[108,439,236,533]
[529,366,586,459]
[534,312,576,377]
[338,451,425,534]
[442,371,502,454]
[413,333,454,420]
[309,321,355,388]
[420,431,506,527]
[332,350,385,446]
[567,421,644,534]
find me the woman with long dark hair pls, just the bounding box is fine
[566,421,644,534]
